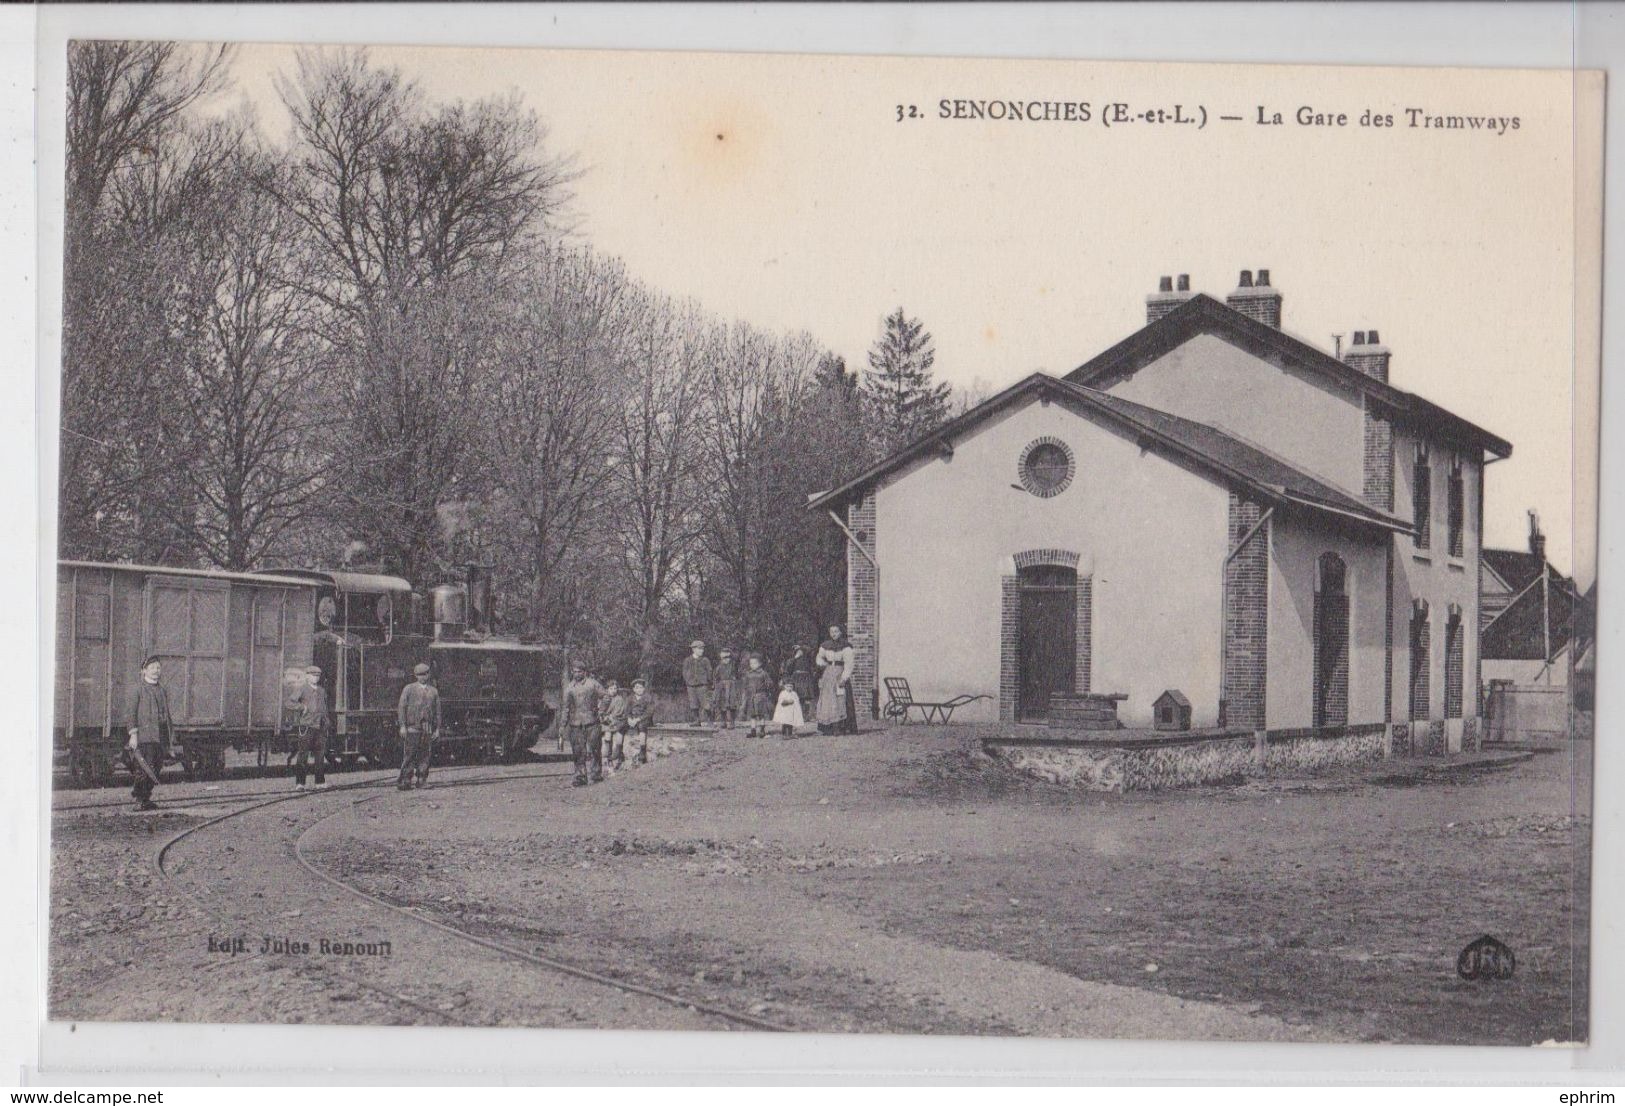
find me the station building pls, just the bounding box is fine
[811,272,1512,743]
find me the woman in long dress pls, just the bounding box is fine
[815,626,856,735]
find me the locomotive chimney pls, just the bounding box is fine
[464,563,493,635]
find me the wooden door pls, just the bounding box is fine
[1018,565,1077,721]
[147,576,228,725]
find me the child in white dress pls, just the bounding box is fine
[772,679,804,737]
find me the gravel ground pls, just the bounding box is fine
[49,725,1590,1044]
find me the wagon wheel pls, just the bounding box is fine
[91,748,116,788]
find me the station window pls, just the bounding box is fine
[1412,445,1432,550]
[1447,458,1465,558]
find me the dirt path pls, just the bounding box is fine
[52,768,742,1031]
[51,727,1589,1043]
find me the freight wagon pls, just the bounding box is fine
[54,560,563,788]
[54,561,319,786]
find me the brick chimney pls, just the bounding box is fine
[1343,329,1391,383]
[1146,273,1194,324]
[1528,510,1547,564]
[1226,268,1283,328]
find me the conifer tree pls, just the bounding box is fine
[861,307,951,454]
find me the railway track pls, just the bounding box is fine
[152,767,792,1033]
[54,760,556,813]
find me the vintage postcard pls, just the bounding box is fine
[44,40,1600,1050]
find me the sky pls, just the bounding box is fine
[221,44,1597,582]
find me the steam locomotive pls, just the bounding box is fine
[54,559,561,786]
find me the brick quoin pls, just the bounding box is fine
[1222,495,1269,730]
[1076,576,1093,694]
[999,576,1020,721]
[846,494,878,719]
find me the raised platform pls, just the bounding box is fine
[982,721,1480,792]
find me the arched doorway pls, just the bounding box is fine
[1018,563,1078,720]
[1312,552,1349,728]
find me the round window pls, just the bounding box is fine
[1019,438,1075,497]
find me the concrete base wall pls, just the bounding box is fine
[988,724,1394,792]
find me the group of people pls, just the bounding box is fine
[557,625,863,788]
[121,654,440,810]
[679,627,861,735]
[118,625,863,807]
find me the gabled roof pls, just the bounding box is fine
[806,373,1411,534]
[1481,572,1578,661]
[1064,294,1512,459]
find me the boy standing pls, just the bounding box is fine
[626,678,656,764]
[681,640,712,728]
[561,660,605,787]
[711,648,738,728]
[288,664,331,790]
[397,662,442,791]
[740,653,775,739]
[126,656,172,811]
[600,679,630,771]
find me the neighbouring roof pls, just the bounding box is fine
[1482,548,1554,596]
[1064,294,1512,460]
[1482,574,1579,661]
[257,567,414,594]
[59,559,319,590]
[807,373,1412,534]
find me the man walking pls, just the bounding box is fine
[126,656,172,811]
[682,640,713,728]
[561,660,605,787]
[397,662,441,791]
[288,664,331,790]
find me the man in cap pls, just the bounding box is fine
[397,662,442,791]
[561,660,606,786]
[126,656,173,811]
[681,640,713,728]
[288,664,331,790]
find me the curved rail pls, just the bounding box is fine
[155,768,792,1033]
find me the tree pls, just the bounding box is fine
[270,48,574,316]
[861,306,951,454]
[603,294,714,673]
[60,42,236,564]
[268,47,576,587]
[162,150,330,569]
[482,245,630,639]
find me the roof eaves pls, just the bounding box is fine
[1066,293,1511,458]
[804,373,1054,511]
